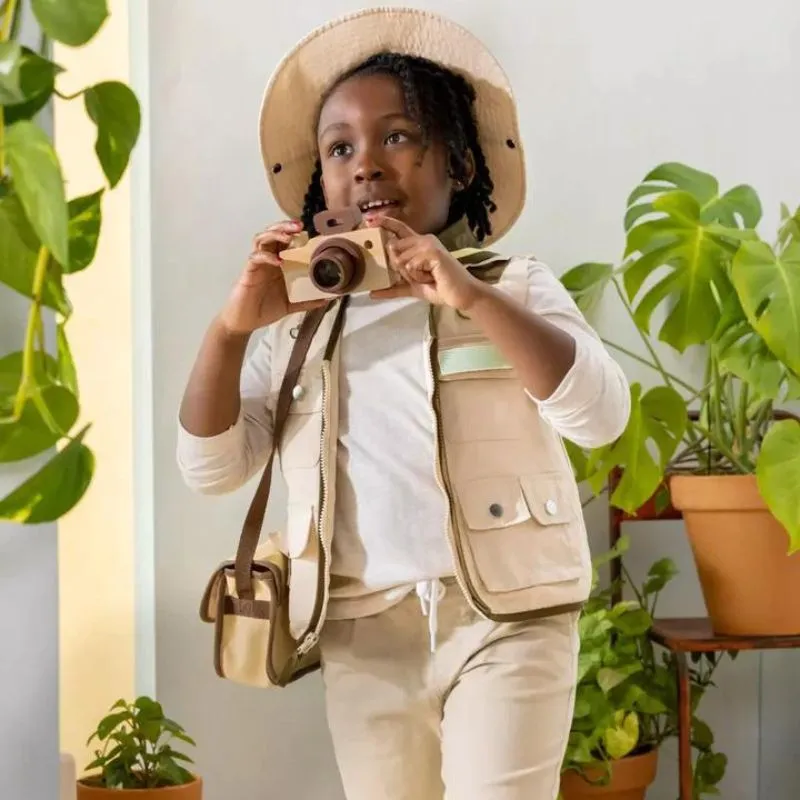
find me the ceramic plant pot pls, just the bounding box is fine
[670,474,800,636]
[560,748,658,800]
[76,776,202,800]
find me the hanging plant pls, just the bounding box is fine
[0,0,140,523]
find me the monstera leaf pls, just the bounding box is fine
[757,420,800,554]
[730,240,800,380]
[622,163,762,353]
[713,289,799,406]
[584,383,688,513]
[560,262,615,317]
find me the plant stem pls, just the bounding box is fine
[735,381,749,455]
[1,0,19,40]
[611,278,680,389]
[601,338,699,395]
[691,421,751,473]
[13,246,49,418]
[54,87,87,101]
[0,105,5,177]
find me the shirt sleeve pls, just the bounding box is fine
[176,328,277,495]
[522,259,631,449]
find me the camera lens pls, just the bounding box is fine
[309,239,364,295]
[312,258,345,289]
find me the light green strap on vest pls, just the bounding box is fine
[438,343,511,376]
[436,248,513,377]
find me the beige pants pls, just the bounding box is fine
[319,581,579,800]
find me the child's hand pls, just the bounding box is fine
[369,217,485,311]
[218,221,327,336]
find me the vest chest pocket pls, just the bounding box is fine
[454,472,585,593]
[278,367,324,471]
[437,341,521,443]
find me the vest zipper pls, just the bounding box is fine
[297,360,335,657]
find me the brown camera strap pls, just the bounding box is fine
[233,299,347,599]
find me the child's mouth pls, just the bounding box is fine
[359,199,401,223]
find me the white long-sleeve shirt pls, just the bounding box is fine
[177,258,630,619]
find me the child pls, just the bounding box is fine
[178,8,630,800]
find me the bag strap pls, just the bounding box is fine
[233,299,346,600]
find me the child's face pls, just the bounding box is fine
[316,73,455,236]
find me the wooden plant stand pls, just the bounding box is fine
[607,468,800,799]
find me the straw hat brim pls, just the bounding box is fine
[258,7,526,246]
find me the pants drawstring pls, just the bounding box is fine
[416,579,446,653]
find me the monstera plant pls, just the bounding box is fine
[563,162,800,635]
[0,0,140,522]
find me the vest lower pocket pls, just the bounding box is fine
[454,472,584,594]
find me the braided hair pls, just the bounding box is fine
[301,52,497,242]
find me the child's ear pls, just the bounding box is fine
[454,151,476,192]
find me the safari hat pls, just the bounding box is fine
[258,7,526,246]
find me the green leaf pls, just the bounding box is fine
[97,711,130,741]
[730,240,800,379]
[756,419,800,554]
[585,384,687,513]
[0,426,94,523]
[565,438,589,484]
[692,717,715,749]
[777,203,800,252]
[157,755,193,787]
[56,323,79,397]
[135,696,164,719]
[694,750,728,790]
[597,663,642,694]
[560,262,614,316]
[5,121,70,267]
[612,607,652,636]
[31,0,108,47]
[0,42,26,104]
[84,82,141,188]
[642,557,679,596]
[0,193,70,314]
[0,351,79,462]
[702,184,762,229]
[622,163,760,352]
[163,718,196,746]
[162,749,194,765]
[602,710,639,760]
[0,43,61,124]
[61,189,104,274]
[577,649,604,683]
[638,162,720,207]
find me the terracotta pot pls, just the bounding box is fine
[560,749,658,799]
[670,474,800,636]
[77,776,202,799]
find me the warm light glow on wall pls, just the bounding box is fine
[54,0,136,767]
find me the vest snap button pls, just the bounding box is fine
[292,384,305,400]
[545,499,558,516]
[489,503,504,518]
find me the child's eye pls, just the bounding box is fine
[329,142,352,158]
[385,131,410,145]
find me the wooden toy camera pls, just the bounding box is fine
[280,207,397,304]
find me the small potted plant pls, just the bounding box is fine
[559,536,727,799]
[561,163,800,635]
[77,697,202,798]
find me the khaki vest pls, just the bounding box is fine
[268,252,591,656]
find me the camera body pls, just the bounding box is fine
[280,207,397,304]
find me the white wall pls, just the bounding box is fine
[0,6,60,800]
[145,2,800,798]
